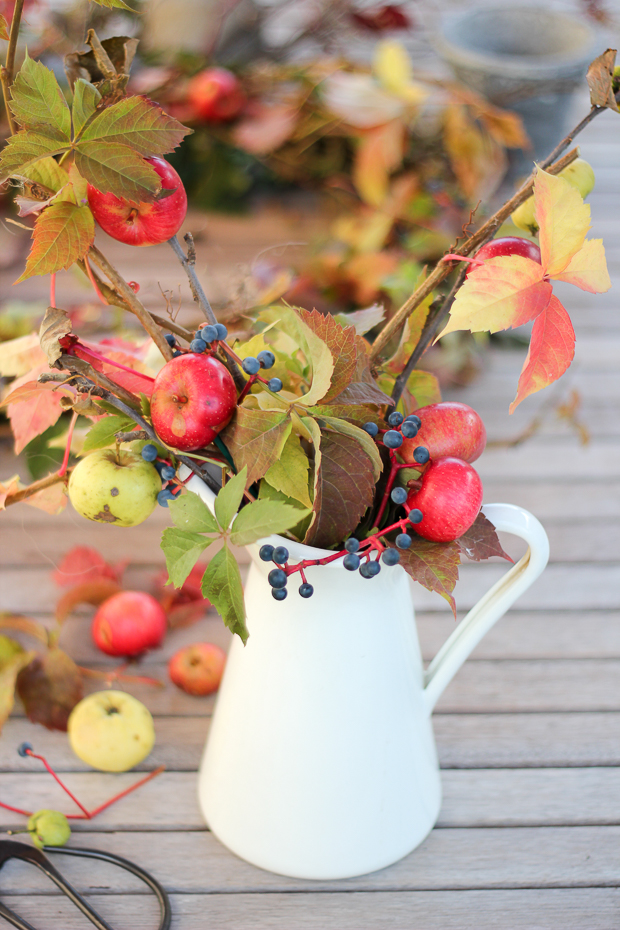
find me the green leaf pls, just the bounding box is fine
[0,14,9,41]
[72,79,102,138]
[0,130,69,184]
[258,481,312,540]
[267,305,334,406]
[312,415,382,481]
[73,140,161,202]
[81,414,136,451]
[220,407,291,487]
[406,370,441,408]
[395,538,461,616]
[264,431,312,508]
[168,489,219,534]
[214,467,248,531]
[299,308,361,402]
[90,0,136,10]
[79,95,191,155]
[22,156,69,193]
[201,546,248,643]
[139,393,151,418]
[161,527,214,589]
[304,428,377,550]
[230,499,310,547]
[9,55,71,139]
[16,202,95,282]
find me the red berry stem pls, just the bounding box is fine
[0,800,32,817]
[84,256,109,306]
[373,454,401,530]
[86,765,166,819]
[24,747,91,818]
[235,372,258,404]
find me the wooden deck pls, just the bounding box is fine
[1,101,619,928]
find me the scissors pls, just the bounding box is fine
[0,839,171,930]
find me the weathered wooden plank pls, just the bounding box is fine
[6,889,620,930]
[3,826,620,893]
[2,767,620,832]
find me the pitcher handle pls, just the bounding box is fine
[422,502,549,715]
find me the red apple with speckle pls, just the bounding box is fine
[87,156,187,247]
[150,353,237,452]
[92,591,167,657]
[168,643,226,696]
[187,68,245,122]
[406,456,483,542]
[401,402,486,465]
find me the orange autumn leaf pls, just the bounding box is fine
[0,475,21,510]
[509,296,575,413]
[353,120,406,207]
[3,364,68,454]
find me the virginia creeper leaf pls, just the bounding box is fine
[553,237,611,294]
[0,333,44,377]
[72,79,102,137]
[168,489,219,534]
[89,0,136,11]
[0,130,69,183]
[534,168,593,276]
[55,578,122,623]
[16,648,84,731]
[0,476,21,510]
[510,295,575,413]
[231,499,310,547]
[0,613,49,644]
[53,546,122,587]
[9,55,71,139]
[79,95,191,155]
[0,652,35,735]
[201,546,248,643]
[457,511,512,563]
[215,466,248,531]
[314,415,382,481]
[81,414,137,451]
[16,202,95,282]
[221,407,291,487]
[439,255,551,337]
[304,429,376,550]
[161,528,214,589]
[268,305,335,406]
[299,308,360,402]
[264,431,312,507]
[394,537,460,615]
[586,49,619,112]
[0,14,8,40]
[4,364,66,454]
[22,156,69,193]
[407,370,441,408]
[73,140,161,202]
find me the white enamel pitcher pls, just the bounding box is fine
[183,470,549,880]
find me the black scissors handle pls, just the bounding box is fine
[0,839,171,930]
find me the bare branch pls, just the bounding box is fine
[168,233,218,324]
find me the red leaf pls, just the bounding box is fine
[510,296,575,413]
[153,563,211,629]
[16,648,84,731]
[457,511,513,563]
[55,578,122,623]
[352,5,411,31]
[394,537,461,616]
[53,546,123,587]
[4,363,66,454]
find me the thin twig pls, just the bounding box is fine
[149,312,193,342]
[4,469,71,507]
[57,353,141,409]
[88,244,174,363]
[168,233,218,324]
[370,141,585,364]
[1,0,24,136]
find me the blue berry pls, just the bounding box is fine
[401,421,418,439]
[157,488,176,507]
[405,414,422,428]
[387,411,404,427]
[242,356,260,375]
[215,323,228,340]
[257,350,275,369]
[343,553,361,571]
[201,325,218,344]
[259,544,275,562]
[360,560,381,578]
[413,446,430,465]
[383,430,403,449]
[154,460,166,476]
[141,444,158,462]
[161,465,176,481]
[299,583,314,598]
[395,533,412,549]
[382,548,401,566]
[268,568,287,588]
[268,377,283,392]
[273,546,289,564]
[190,338,207,353]
[408,508,423,524]
[17,742,33,758]
[345,538,360,553]
[164,333,176,347]
[272,587,288,601]
[172,349,183,357]
[391,486,408,505]
[362,422,379,437]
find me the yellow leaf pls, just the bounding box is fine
[374,40,412,92]
[534,167,591,276]
[353,121,405,207]
[265,432,312,508]
[0,333,45,377]
[439,256,551,337]
[553,237,611,294]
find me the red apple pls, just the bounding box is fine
[87,156,187,247]
[400,402,486,464]
[468,236,541,275]
[150,353,237,452]
[92,591,167,657]
[187,68,245,123]
[168,642,226,696]
[406,457,483,543]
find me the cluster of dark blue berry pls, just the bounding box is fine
[141,443,180,507]
[240,350,282,393]
[165,329,284,394]
[260,544,315,601]
[362,412,429,463]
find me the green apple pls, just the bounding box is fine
[67,690,155,772]
[27,809,71,849]
[68,449,161,527]
[512,158,596,233]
